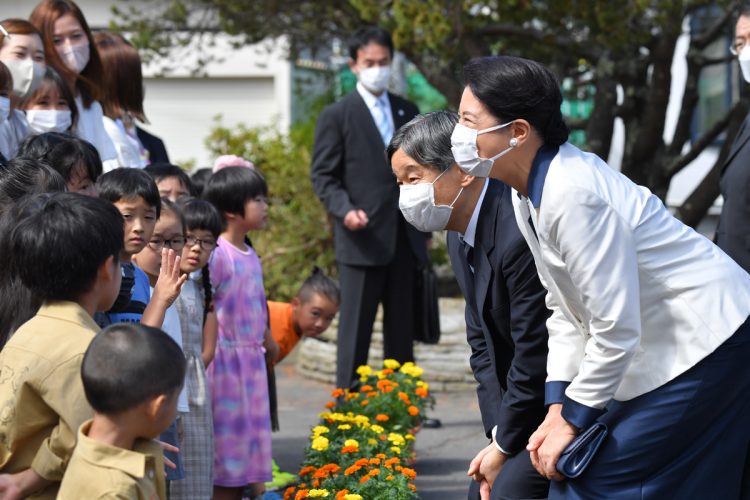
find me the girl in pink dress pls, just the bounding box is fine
[204,166,278,500]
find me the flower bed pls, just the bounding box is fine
[283,360,435,499]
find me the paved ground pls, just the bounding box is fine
[272,361,486,499]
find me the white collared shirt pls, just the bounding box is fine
[460,178,489,248]
[356,81,394,136]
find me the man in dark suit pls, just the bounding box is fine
[717,6,750,273]
[311,26,428,389]
[388,111,550,499]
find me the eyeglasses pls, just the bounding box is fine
[147,237,187,252]
[731,39,750,56]
[185,235,217,250]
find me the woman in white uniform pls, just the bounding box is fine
[30,0,118,171]
[454,55,750,499]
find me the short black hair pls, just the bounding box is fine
[82,323,186,414]
[203,166,267,218]
[298,266,340,305]
[144,163,192,192]
[348,26,394,60]
[96,168,161,218]
[17,132,102,185]
[179,197,222,238]
[9,192,123,301]
[387,111,458,173]
[463,56,569,147]
[189,167,212,197]
[0,157,67,217]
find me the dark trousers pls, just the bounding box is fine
[551,316,750,499]
[335,224,416,388]
[468,449,549,499]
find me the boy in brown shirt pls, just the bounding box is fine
[0,193,124,498]
[58,323,186,499]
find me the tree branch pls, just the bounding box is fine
[691,1,738,50]
[474,23,601,59]
[666,99,744,177]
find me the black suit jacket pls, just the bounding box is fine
[717,113,750,273]
[136,126,170,164]
[311,90,427,266]
[447,180,549,454]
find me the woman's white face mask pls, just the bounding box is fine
[398,168,463,232]
[26,109,72,133]
[451,121,516,177]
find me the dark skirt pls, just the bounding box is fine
[551,316,750,499]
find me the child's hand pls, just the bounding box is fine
[152,248,188,309]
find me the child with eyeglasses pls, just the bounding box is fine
[169,197,222,500]
[131,197,191,491]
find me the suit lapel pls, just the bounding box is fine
[349,91,385,149]
[723,114,750,175]
[474,181,503,318]
[388,93,410,129]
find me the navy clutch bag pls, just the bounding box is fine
[556,422,608,478]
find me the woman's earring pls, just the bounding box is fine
[509,137,518,147]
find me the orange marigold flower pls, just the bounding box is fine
[336,490,350,500]
[385,457,400,468]
[415,387,428,398]
[359,475,371,484]
[381,368,394,375]
[361,400,369,406]
[408,405,420,416]
[299,483,308,488]
[369,468,381,476]
[331,388,345,398]
[401,467,417,480]
[367,391,378,398]
[408,484,417,492]
[376,453,386,459]
[344,465,361,476]
[299,466,316,476]
[324,402,335,409]
[321,464,341,474]
[379,435,387,441]
[341,446,359,454]
[360,385,373,392]
[375,414,389,422]
[295,489,309,500]
[312,470,329,479]
[386,475,394,480]
[346,392,359,400]
[398,392,410,402]
[354,458,369,467]
[369,458,380,465]
[376,380,391,390]
[284,486,296,500]
[311,479,320,488]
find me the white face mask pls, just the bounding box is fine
[0,96,10,124]
[26,109,72,133]
[399,168,463,232]
[358,65,391,94]
[451,121,516,177]
[739,46,750,83]
[60,42,90,74]
[3,58,45,98]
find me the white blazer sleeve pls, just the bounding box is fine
[546,187,642,428]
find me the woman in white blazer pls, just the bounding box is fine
[452,55,750,499]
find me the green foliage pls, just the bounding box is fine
[204,103,335,302]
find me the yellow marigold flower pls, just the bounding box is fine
[391,446,401,454]
[346,392,359,400]
[388,432,405,446]
[370,424,384,433]
[356,365,372,377]
[376,370,387,380]
[311,436,329,451]
[353,414,370,425]
[405,434,415,441]
[343,495,363,500]
[337,424,351,430]
[308,489,329,498]
[312,426,329,435]
[368,438,377,445]
[344,439,359,448]
[383,359,401,369]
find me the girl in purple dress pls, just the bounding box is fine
[204,166,278,500]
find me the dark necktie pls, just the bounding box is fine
[462,239,475,274]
